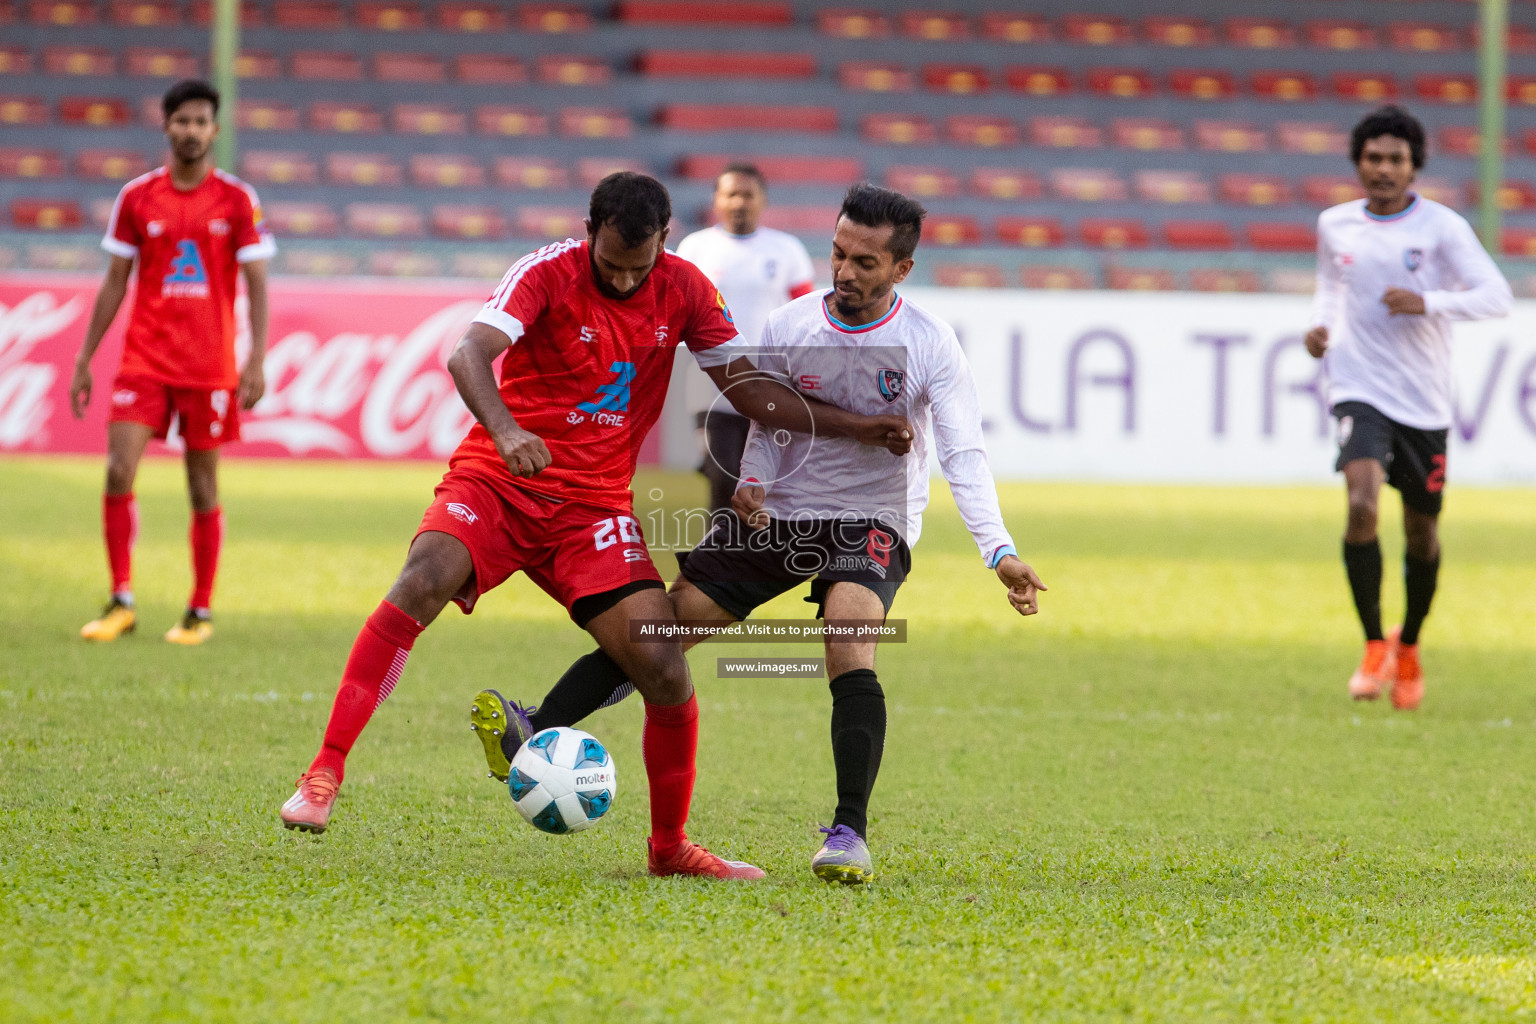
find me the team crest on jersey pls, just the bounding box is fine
[876,368,905,404]
[1404,248,1424,271]
[714,290,735,326]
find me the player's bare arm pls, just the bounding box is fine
[1304,325,1330,358]
[1381,288,1427,316]
[996,555,1047,616]
[70,254,135,419]
[446,321,551,477]
[702,358,913,455]
[238,259,270,410]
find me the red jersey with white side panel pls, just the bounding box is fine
[458,239,744,509]
[101,166,275,389]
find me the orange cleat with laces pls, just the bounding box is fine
[647,838,765,880]
[1348,638,1395,700]
[281,768,340,833]
[1391,628,1424,711]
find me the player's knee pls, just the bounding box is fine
[1346,495,1378,532]
[628,646,691,704]
[105,453,137,492]
[1404,519,1439,560]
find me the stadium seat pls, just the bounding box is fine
[1061,14,1132,46]
[1030,117,1103,149]
[432,204,505,240]
[1415,74,1477,104]
[436,2,508,32]
[1196,121,1268,153]
[60,96,131,127]
[355,1,425,31]
[1277,121,1345,156]
[236,52,281,79]
[309,102,383,133]
[860,113,936,145]
[265,202,339,236]
[1439,126,1506,157]
[1332,72,1398,102]
[241,150,319,185]
[75,148,149,180]
[280,249,358,275]
[658,105,833,134]
[29,0,94,25]
[1494,24,1536,55]
[923,64,990,95]
[11,198,84,230]
[273,1,345,29]
[1022,265,1094,290]
[475,105,550,136]
[561,107,633,138]
[1501,229,1536,257]
[972,168,1043,201]
[613,2,792,26]
[925,215,982,246]
[188,0,264,26]
[1218,173,1293,207]
[1080,219,1148,249]
[455,54,526,83]
[899,11,969,40]
[934,263,1005,289]
[1305,20,1377,51]
[1113,118,1184,151]
[126,47,197,78]
[638,51,814,79]
[839,63,913,92]
[817,9,889,39]
[1467,181,1536,212]
[374,52,446,82]
[346,202,426,238]
[946,115,1018,148]
[1509,78,1536,106]
[995,216,1064,247]
[677,154,863,185]
[1143,17,1213,47]
[1163,220,1233,249]
[368,249,444,277]
[1251,71,1318,102]
[292,51,364,81]
[1005,67,1072,97]
[394,103,467,135]
[576,156,651,188]
[515,205,587,239]
[980,13,1049,43]
[521,4,592,33]
[1169,69,1237,101]
[753,206,839,232]
[411,154,486,188]
[44,45,114,76]
[1225,19,1296,49]
[494,156,570,190]
[1107,266,1176,290]
[1053,168,1127,202]
[538,55,610,86]
[884,165,959,198]
[87,196,113,229]
[1087,68,1155,99]
[112,0,177,27]
[1414,178,1459,207]
[452,251,514,279]
[238,100,299,132]
[1389,22,1461,53]
[0,147,61,178]
[1190,268,1262,293]
[1246,222,1315,252]
[0,46,32,74]
[1303,176,1364,206]
[327,152,404,187]
[1134,170,1212,204]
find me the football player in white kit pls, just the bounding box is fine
[1305,105,1511,710]
[676,164,815,514]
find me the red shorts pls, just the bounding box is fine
[109,374,240,451]
[416,467,663,619]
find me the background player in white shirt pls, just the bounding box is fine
[1305,105,1511,710]
[675,164,815,514]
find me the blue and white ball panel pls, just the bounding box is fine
[507,726,617,834]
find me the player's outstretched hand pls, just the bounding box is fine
[69,361,92,419]
[852,415,913,455]
[1304,325,1329,359]
[493,427,552,477]
[732,483,770,530]
[1382,288,1426,316]
[238,361,266,410]
[996,555,1047,616]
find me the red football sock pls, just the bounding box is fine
[642,694,698,855]
[103,493,137,595]
[309,601,423,782]
[189,506,223,612]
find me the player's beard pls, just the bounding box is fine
[172,137,210,167]
[831,280,894,323]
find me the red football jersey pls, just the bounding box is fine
[102,166,275,389]
[455,239,743,508]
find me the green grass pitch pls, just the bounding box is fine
[2,456,1535,1022]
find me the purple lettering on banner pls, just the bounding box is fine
[1192,333,1250,437]
[1006,330,1052,434]
[1064,329,1135,433]
[1261,335,1329,438]
[1451,344,1509,442]
[1518,352,1536,438]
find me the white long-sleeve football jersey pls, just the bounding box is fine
[1311,194,1512,430]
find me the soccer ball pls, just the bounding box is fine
[507,727,617,834]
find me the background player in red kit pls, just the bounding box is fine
[70,78,274,646]
[280,173,912,879]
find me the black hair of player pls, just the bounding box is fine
[838,183,927,262]
[719,162,767,191]
[1349,105,1425,169]
[162,79,220,119]
[589,172,672,248]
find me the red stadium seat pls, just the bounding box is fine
[1277,121,1346,156]
[1502,229,1536,257]
[1467,181,1536,212]
[367,250,444,277]
[1192,269,1262,293]
[1135,171,1211,204]
[126,47,197,78]
[899,11,968,40]
[934,264,1006,289]
[1196,120,1268,153]
[1252,71,1318,102]
[1247,223,1315,252]
[44,45,114,76]
[1081,219,1149,249]
[817,9,889,39]
[1113,118,1185,151]
[884,165,959,198]
[494,156,569,190]
[1305,20,1376,51]
[925,215,981,246]
[860,113,936,145]
[945,115,1018,148]
[327,153,404,187]
[677,154,863,185]
[1440,126,1508,157]
[411,154,485,188]
[12,197,84,230]
[291,51,363,81]
[1389,22,1461,53]
[237,100,298,131]
[1005,66,1071,97]
[436,3,507,32]
[575,157,650,188]
[1022,265,1094,290]
[613,2,791,26]
[972,168,1043,201]
[923,64,990,94]
[1088,67,1154,99]
[1163,220,1233,250]
[188,0,263,26]
[308,102,383,134]
[241,150,319,185]
[839,62,913,92]
[0,147,62,178]
[394,103,467,135]
[1169,69,1237,101]
[521,5,592,33]
[561,107,633,138]
[515,206,587,239]
[29,0,94,25]
[355,1,424,31]
[1107,266,1176,291]
[455,54,525,83]
[1219,174,1293,207]
[236,51,281,79]
[346,203,426,239]
[980,13,1049,43]
[374,52,445,82]
[476,105,550,136]
[1225,19,1295,49]
[75,148,149,180]
[60,96,131,127]
[264,202,339,237]
[112,0,177,26]
[995,216,1064,247]
[1303,176,1365,207]
[537,55,610,86]
[658,105,833,133]
[134,95,165,127]
[0,46,32,74]
[1333,72,1398,102]
[432,204,506,241]
[1415,74,1477,104]
[638,51,815,79]
[1143,17,1212,47]
[273,1,344,29]
[1052,168,1127,202]
[1490,24,1536,55]
[1511,78,1536,106]
[1061,14,1132,46]
[1030,117,1102,149]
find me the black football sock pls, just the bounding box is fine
[828,669,886,839]
[1343,539,1384,642]
[1400,553,1441,647]
[527,649,633,733]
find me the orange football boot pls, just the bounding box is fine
[1348,638,1395,700]
[1390,627,1424,711]
[647,839,765,880]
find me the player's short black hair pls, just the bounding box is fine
[1350,105,1426,169]
[162,79,220,119]
[588,171,672,247]
[837,183,926,262]
[717,162,767,191]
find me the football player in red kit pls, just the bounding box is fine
[71,78,273,645]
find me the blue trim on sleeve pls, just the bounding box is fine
[987,544,1017,569]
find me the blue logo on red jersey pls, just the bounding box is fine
[577,361,635,414]
[165,240,207,284]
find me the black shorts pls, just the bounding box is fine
[1333,401,1448,515]
[676,515,910,620]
